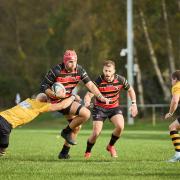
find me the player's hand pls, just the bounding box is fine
[164,112,173,119]
[55,89,66,99]
[73,94,81,102]
[84,101,91,108]
[129,104,138,117]
[99,96,110,104]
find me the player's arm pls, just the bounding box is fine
[84,91,94,107]
[127,86,138,117]
[120,75,138,117]
[165,94,180,119]
[79,66,109,104]
[85,81,109,104]
[49,96,76,111]
[40,66,63,99]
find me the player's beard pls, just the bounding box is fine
[65,65,75,72]
[105,74,115,82]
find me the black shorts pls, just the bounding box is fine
[59,101,83,116]
[0,116,12,148]
[59,102,73,115]
[92,106,123,122]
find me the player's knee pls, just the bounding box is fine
[169,124,176,131]
[92,131,101,139]
[116,125,124,133]
[73,125,81,134]
[80,108,91,121]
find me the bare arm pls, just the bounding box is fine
[45,88,66,99]
[84,91,94,107]
[128,86,137,103]
[127,86,138,117]
[85,81,109,104]
[45,88,56,99]
[49,96,75,111]
[165,94,180,119]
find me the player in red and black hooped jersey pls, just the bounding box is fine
[84,60,138,159]
[41,63,90,102]
[40,50,109,159]
[93,74,130,109]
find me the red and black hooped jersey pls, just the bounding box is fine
[94,74,130,109]
[40,63,90,100]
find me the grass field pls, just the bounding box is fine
[1,126,180,180]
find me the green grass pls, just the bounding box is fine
[1,128,180,180]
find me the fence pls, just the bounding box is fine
[120,104,180,126]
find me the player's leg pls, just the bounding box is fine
[0,134,9,156]
[0,116,11,156]
[59,116,75,159]
[168,117,180,162]
[84,121,103,159]
[84,107,106,159]
[106,108,124,158]
[61,101,90,145]
[59,116,81,159]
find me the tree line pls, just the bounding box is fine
[0,0,179,107]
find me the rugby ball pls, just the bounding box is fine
[51,82,66,94]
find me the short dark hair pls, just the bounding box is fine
[103,60,115,68]
[172,70,180,81]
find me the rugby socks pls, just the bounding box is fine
[170,131,180,153]
[109,134,119,146]
[85,140,95,153]
[60,145,70,155]
[63,125,73,134]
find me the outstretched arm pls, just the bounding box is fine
[84,91,94,107]
[165,94,180,119]
[128,86,138,117]
[49,96,75,111]
[85,81,109,104]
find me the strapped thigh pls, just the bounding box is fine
[75,105,83,116]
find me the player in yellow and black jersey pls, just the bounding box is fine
[165,70,180,162]
[0,93,77,156]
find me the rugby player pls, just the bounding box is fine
[0,93,77,156]
[84,60,138,159]
[165,70,180,162]
[40,50,109,159]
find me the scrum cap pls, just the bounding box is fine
[63,50,77,64]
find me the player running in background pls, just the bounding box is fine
[165,70,180,162]
[84,60,138,159]
[0,93,77,156]
[40,49,109,159]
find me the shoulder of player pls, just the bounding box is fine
[115,74,126,83]
[172,82,180,94]
[76,64,84,71]
[93,75,103,85]
[50,63,63,76]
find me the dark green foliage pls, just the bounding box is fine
[0,0,179,107]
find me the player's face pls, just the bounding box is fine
[65,59,77,72]
[171,77,177,86]
[103,65,115,82]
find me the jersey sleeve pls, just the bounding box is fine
[172,85,180,95]
[93,76,102,87]
[78,65,91,84]
[40,65,61,92]
[117,75,130,90]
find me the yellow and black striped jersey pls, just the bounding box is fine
[172,81,180,95]
[0,98,51,128]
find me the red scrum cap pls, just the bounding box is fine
[63,50,77,64]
